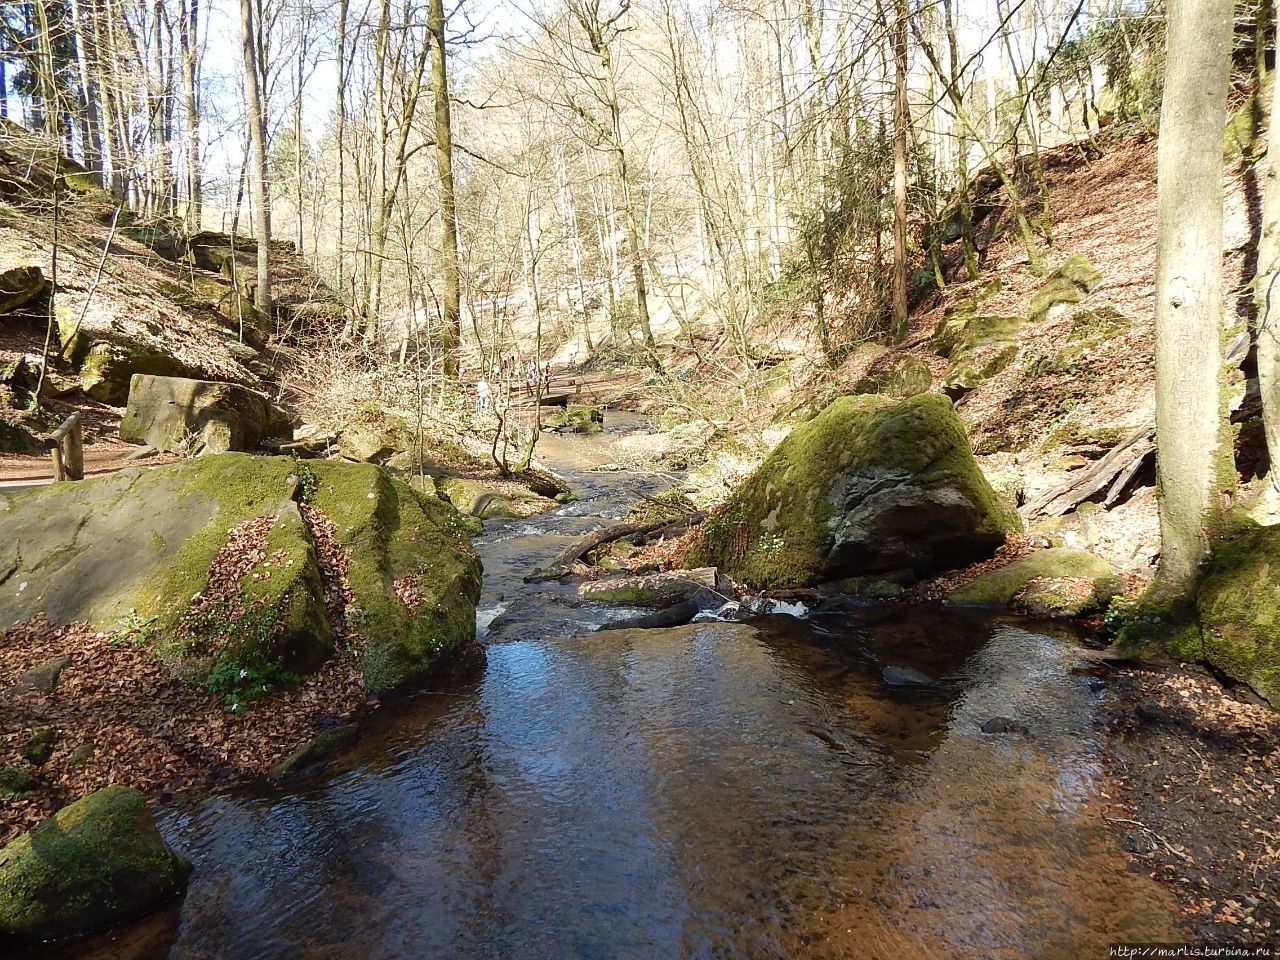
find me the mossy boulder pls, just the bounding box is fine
[1194,526,1280,707]
[0,417,41,455]
[940,314,1025,393]
[337,412,413,464]
[579,568,721,606]
[853,354,932,398]
[948,548,1123,618]
[307,461,482,694]
[1027,254,1102,324]
[119,217,188,262]
[120,374,290,454]
[0,786,190,941]
[0,454,482,695]
[685,394,1019,589]
[75,340,206,406]
[436,477,523,520]
[544,404,605,433]
[0,266,45,315]
[1030,305,1129,374]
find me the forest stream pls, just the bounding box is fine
[25,414,1185,960]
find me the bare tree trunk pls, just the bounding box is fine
[1150,0,1233,601]
[240,0,271,312]
[429,0,461,378]
[889,0,909,342]
[178,0,201,229]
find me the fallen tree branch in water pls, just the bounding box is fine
[525,512,705,582]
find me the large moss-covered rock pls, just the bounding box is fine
[73,340,206,406]
[1194,526,1280,707]
[337,412,413,463]
[0,786,190,941]
[120,374,290,454]
[0,454,481,694]
[948,548,1123,618]
[544,404,604,433]
[940,314,1024,393]
[307,461,482,694]
[686,394,1019,589]
[1027,253,1102,324]
[0,266,45,315]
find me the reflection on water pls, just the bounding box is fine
[24,419,1182,960]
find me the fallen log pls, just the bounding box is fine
[579,567,722,607]
[524,512,705,582]
[1021,422,1155,518]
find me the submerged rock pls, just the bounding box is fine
[0,786,190,941]
[270,723,359,781]
[596,601,700,632]
[120,374,291,454]
[0,454,481,695]
[948,548,1123,619]
[881,665,938,689]
[686,394,1019,589]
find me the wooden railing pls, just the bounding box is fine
[44,412,83,482]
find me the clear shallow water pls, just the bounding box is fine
[26,418,1182,960]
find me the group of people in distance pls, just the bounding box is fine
[475,354,565,413]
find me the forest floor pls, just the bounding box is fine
[0,616,366,846]
[1101,663,1280,943]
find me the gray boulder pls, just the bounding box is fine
[119,374,291,454]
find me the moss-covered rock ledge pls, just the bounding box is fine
[0,453,482,695]
[685,393,1019,589]
[0,786,190,942]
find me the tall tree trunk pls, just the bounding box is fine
[240,0,271,313]
[335,0,348,292]
[178,0,201,229]
[429,0,461,377]
[1256,0,1280,493]
[889,0,909,342]
[1150,0,1233,601]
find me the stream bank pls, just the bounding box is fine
[14,413,1192,959]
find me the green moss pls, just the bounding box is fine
[949,548,1122,617]
[0,767,36,799]
[18,729,57,766]
[1027,254,1102,324]
[308,462,481,694]
[0,786,190,941]
[544,404,604,432]
[1195,526,1280,706]
[1224,74,1271,164]
[689,394,1018,588]
[853,354,932,398]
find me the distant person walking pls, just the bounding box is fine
[476,378,491,413]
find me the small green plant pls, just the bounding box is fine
[295,460,319,503]
[205,654,299,713]
[110,609,159,647]
[756,532,784,556]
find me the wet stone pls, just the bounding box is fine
[980,716,1030,736]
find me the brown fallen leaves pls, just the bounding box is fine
[0,616,365,846]
[1103,664,1280,943]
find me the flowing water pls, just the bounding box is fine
[30,415,1183,959]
